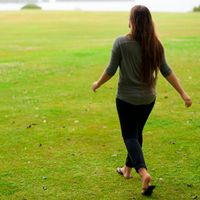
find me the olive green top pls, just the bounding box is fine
[105,36,172,105]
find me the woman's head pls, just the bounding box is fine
[129,5,164,86]
[129,5,153,39]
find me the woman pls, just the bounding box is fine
[92,5,192,196]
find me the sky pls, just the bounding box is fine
[135,0,200,12]
[0,0,200,12]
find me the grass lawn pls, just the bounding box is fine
[0,10,200,200]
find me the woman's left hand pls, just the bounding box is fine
[92,81,100,92]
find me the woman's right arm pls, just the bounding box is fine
[165,72,192,107]
[159,49,192,107]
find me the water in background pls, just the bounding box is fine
[0,0,199,12]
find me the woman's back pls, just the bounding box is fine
[106,35,172,105]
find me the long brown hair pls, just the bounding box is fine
[129,5,164,86]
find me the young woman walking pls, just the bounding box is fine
[92,5,192,196]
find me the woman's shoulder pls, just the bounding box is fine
[114,35,138,46]
[115,35,128,43]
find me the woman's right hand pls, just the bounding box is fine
[181,92,192,107]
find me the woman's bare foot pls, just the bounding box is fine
[138,168,151,190]
[141,173,151,190]
[116,166,133,179]
[138,168,155,195]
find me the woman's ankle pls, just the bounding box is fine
[138,167,146,174]
[121,166,132,177]
[125,165,132,170]
[138,168,149,177]
[124,166,132,173]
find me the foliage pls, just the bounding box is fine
[21,3,41,9]
[193,5,200,12]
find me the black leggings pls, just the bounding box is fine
[116,98,155,172]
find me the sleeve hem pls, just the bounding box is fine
[163,69,173,77]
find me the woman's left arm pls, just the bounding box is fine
[92,37,121,92]
[92,71,112,92]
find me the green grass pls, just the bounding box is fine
[0,11,200,200]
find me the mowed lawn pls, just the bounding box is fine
[0,10,199,200]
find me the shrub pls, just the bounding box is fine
[193,5,200,12]
[21,3,42,10]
